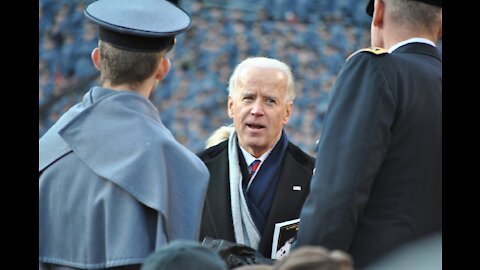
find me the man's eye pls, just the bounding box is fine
[266,99,276,104]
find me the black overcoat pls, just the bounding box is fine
[198,140,315,258]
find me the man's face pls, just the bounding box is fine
[228,67,292,157]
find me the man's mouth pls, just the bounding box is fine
[246,123,265,129]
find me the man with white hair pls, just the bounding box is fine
[198,57,315,258]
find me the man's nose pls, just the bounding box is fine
[250,100,264,116]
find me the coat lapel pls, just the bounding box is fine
[258,145,313,257]
[202,147,236,242]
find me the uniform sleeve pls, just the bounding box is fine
[295,54,395,250]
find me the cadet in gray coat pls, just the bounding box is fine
[39,0,209,269]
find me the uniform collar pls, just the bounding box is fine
[388,37,436,53]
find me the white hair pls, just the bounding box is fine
[227,57,295,101]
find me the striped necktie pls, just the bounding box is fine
[244,159,261,189]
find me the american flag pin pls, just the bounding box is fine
[293,186,301,191]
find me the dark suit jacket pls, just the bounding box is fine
[197,139,315,258]
[295,43,442,269]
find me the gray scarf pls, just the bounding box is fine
[228,131,261,249]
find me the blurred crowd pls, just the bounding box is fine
[39,0,440,155]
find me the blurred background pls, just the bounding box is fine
[39,0,442,156]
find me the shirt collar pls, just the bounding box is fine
[239,144,273,166]
[388,37,436,53]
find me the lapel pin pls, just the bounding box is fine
[293,186,301,191]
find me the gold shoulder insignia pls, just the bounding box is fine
[346,47,388,62]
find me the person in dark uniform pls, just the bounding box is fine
[197,57,315,259]
[39,0,210,269]
[293,0,442,268]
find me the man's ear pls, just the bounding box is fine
[283,101,293,125]
[90,47,101,70]
[227,96,235,119]
[154,57,171,81]
[372,0,385,28]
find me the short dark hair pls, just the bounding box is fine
[98,41,164,86]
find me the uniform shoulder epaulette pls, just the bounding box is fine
[346,47,388,62]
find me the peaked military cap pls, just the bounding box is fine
[366,0,442,17]
[84,0,191,52]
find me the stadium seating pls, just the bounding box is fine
[40,0,439,155]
